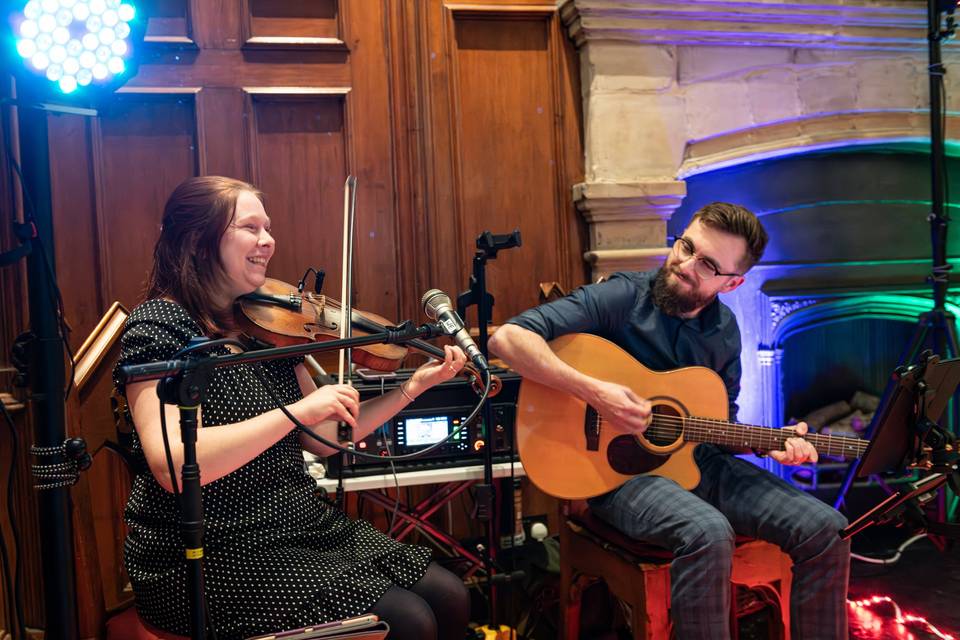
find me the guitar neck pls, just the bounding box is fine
[656,416,870,459]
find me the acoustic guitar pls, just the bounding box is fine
[516,333,870,499]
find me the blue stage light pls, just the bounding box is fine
[10,0,143,98]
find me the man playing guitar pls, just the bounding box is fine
[489,202,850,640]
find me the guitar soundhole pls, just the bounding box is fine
[646,404,683,447]
[608,436,669,475]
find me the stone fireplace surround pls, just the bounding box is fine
[560,0,960,278]
[559,1,960,443]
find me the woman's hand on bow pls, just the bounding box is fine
[292,383,360,428]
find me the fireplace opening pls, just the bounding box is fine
[780,316,916,489]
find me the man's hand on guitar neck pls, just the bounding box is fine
[768,422,818,466]
[587,379,652,434]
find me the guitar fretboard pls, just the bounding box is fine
[596,413,869,459]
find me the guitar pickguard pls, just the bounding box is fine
[607,435,671,474]
[607,403,685,475]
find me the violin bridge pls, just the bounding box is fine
[305,292,325,312]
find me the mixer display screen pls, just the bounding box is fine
[403,416,450,446]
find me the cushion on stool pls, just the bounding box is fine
[106,607,189,640]
[568,511,674,563]
[570,510,760,564]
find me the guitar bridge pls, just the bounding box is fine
[584,405,600,451]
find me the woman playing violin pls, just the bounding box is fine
[113,176,470,640]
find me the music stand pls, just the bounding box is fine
[840,353,960,540]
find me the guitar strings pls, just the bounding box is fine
[586,414,869,455]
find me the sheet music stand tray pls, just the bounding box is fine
[840,353,960,540]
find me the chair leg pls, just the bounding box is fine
[635,567,670,640]
[729,585,739,640]
[559,516,579,640]
[561,574,587,640]
[779,551,792,640]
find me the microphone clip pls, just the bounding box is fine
[383,320,444,344]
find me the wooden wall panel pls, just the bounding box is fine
[339,0,408,324]
[247,0,340,41]
[249,90,404,320]
[95,95,198,309]
[0,0,585,635]
[247,94,352,299]
[421,4,586,325]
[141,0,191,42]
[197,88,250,179]
[49,114,101,352]
[451,14,569,324]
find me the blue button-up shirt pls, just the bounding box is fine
[505,270,743,420]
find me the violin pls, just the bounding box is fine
[234,277,500,396]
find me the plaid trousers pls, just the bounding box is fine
[588,445,851,640]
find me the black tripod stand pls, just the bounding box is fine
[908,0,960,367]
[834,0,960,528]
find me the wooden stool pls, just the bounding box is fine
[559,503,792,639]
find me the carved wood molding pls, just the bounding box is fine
[0,393,24,413]
[73,302,128,393]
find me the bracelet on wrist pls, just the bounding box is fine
[399,382,416,403]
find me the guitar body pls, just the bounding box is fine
[516,333,731,500]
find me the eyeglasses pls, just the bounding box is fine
[673,237,741,279]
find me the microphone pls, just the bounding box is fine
[421,289,489,371]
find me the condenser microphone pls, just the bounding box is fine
[421,289,489,371]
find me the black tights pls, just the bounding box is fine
[370,562,469,640]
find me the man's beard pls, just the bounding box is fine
[652,266,712,317]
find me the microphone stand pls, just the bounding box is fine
[840,352,960,541]
[456,230,520,636]
[117,322,442,640]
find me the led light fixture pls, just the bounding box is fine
[10,0,144,101]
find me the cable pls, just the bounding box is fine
[157,384,220,639]
[158,394,181,500]
[249,364,492,462]
[122,336,489,462]
[2,124,77,402]
[0,400,26,640]
[850,533,929,565]
[156,337,249,499]
[144,342,489,637]
[154,339,247,640]
[376,375,402,535]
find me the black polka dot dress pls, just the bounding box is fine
[113,300,431,639]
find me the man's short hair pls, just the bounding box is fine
[690,202,768,272]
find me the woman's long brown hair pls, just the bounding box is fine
[146,176,263,335]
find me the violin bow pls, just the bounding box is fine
[338,175,358,444]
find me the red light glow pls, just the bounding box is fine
[848,595,956,640]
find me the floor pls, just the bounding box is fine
[481,496,960,639]
[845,524,959,640]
